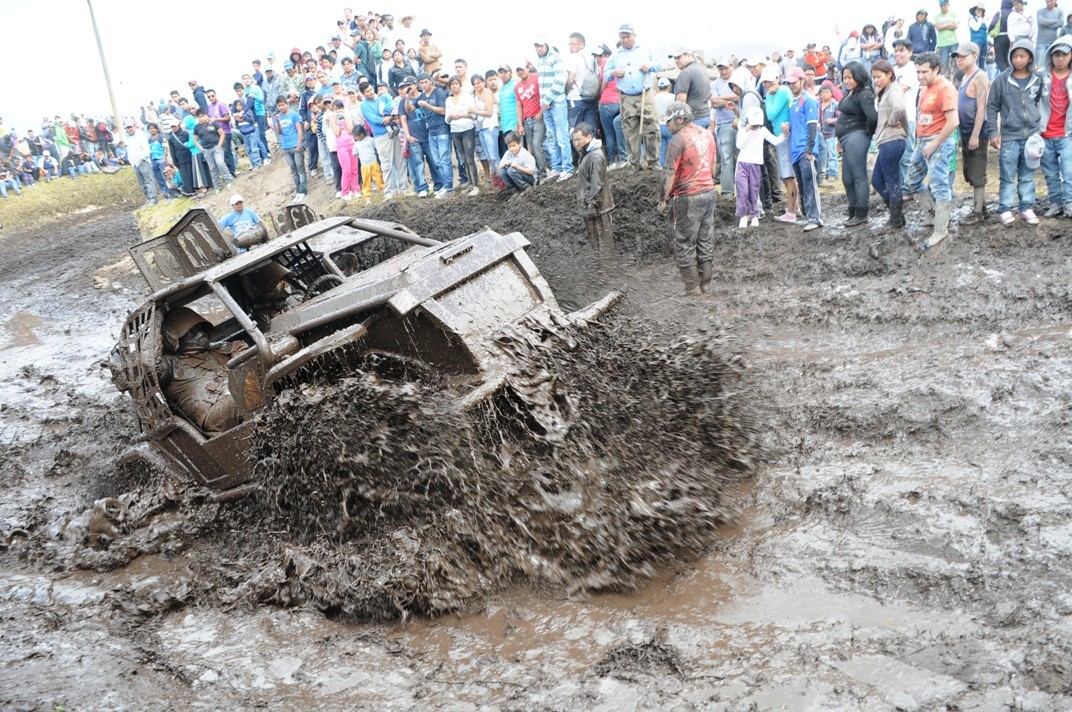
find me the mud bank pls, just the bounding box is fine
[2,177,1072,708]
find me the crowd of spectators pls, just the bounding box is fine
[3,0,1071,255]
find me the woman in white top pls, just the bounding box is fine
[445,76,480,195]
[472,73,500,187]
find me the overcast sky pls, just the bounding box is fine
[4,0,983,135]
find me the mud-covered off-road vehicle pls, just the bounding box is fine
[108,205,617,497]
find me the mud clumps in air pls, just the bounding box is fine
[239,312,760,620]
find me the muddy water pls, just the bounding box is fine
[2,192,1072,709]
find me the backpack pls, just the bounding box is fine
[579,56,601,101]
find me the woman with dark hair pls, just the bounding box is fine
[969,4,990,61]
[870,60,908,227]
[445,76,480,195]
[166,119,195,196]
[835,61,878,226]
[861,24,885,68]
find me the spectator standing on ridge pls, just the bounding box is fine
[416,72,454,197]
[605,24,661,170]
[670,47,712,130]
[535,36,573,181]
[711,57,740,196]
[273,97,307,201]
[935,1,960,70]
[952,42,992,222]
[205,89,237,177]
[1038,0,1063,57]
[658,102,717,296]
[515,62,549,180]
[1039,39,1072,217]
[418,29,442,75]
[565,33,599,135]
[906,51,960,248]
[123,119,157,206]
[836,62,878,226]
[192,109,234,194]
[870,60,908,228]
[908,10,938,53]
[784,66,823,232]
[987,39,1043,226]
[190,80,209,114]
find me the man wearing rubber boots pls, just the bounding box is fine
[658,102,718,295]
[572,122,616,265]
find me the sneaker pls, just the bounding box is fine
[335,191,342,199]
[1064,204,1072,218]
[342,194,352,201]
[803,221,821,232]
[309,169,318,178]
[1044,203,1063,218]
[417,190,428,198]
[739,217,748,229]
[1000,210,1016,226]
[749,217,759,227]
[264,158,272,166]
[383,193,393,201]
[294,193,306,201]
[215,188,222,195]
[608,162,622,172]
[545,170,559,181]
[557,172,574,183]
[775,212,798,223]
[1021,208,1039,225]
[467,187,480,197]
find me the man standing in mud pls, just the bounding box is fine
[658,102,717,295]
[572,122,615,263]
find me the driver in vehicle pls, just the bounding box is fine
[159,307,248,433]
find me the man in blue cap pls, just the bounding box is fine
[604,23,661,169]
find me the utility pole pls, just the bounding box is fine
[87,0,123,133]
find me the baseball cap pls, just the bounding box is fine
[284,59,294,70]
[331,34,341,40]
[668,47,689,58]
[1052,41,1072,53]
[784,66,805,83]
[592,43,612,55]
[657,77,671,88]
[664,101,693,121]
[745,53,767,67]
[1025,132,1045,169]
[416,72,432,81]
[618,23,635,34]
[760,65,781,83]
[399,76,417,88]
[267,51,275,58]
[346,86,359,93]
[498,62,512,71]
[715,56,732,67]
[124,118,135,127]
[533,35,549,46]
[950,41,980,57]
[744,106,765,127]
[230,194,244,205]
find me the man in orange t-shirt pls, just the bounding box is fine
[804,45,830,81]
[904,51,959,250]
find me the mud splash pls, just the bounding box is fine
[222,311,759,620]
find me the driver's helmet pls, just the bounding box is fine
[162,306,211,352]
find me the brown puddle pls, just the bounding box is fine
[2,311,42,350]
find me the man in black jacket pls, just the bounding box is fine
[572,122,616,263]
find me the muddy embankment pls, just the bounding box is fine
[1,173,1071,709]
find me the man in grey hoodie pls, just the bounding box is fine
[987,38,1044,226]
[1039,39,1072,216]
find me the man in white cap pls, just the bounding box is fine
[604,24,661,170]
[219,194,262,244]
[711,57,740,195]
[535,35,573,181]
[123,119,157,206]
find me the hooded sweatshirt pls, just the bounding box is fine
[987,39,1043,139]
[1039,39,1072,136]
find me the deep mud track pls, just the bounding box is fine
[1,178,1071,710]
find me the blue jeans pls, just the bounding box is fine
[793,155,822,224]
[840,130,872,215]
[599,103,626,163]
[821,136,839,178]
[900,124,916,189]
[151,158,169,194]
[568,99,598,132]
[255,114,269,157]
[939,44,954,68]
[478,127,501,173]
[998,137,1036,212]
[905,135,955,202]
[542,99,572,174]
[1041,135,1072,207]
[0,178,21,197]
[660,124,671,165]
[283,147,307,193]
[715,123,737,194]
[243,127,267,167]
[221,133,237,175]
[428,132,453,191]
[523,116,548,175]
[871,139,906,203]
[406,139,430,193]
[499,165,536,191]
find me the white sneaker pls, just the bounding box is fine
[750,217,759,227]
[264,158,272,166]
[467,187,479,197]
[608,161,622,172]
[557,172,574,183]
[383,193,393,201]
[293,193,306,201]
[739,217,748,229]
[335,191,342,199]
[417,190,428,198]
[545,170,559,181]
[342,194,352,201]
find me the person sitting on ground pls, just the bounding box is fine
[497,131,537,192]
[0,162,22,198]
[41,153,58,181]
